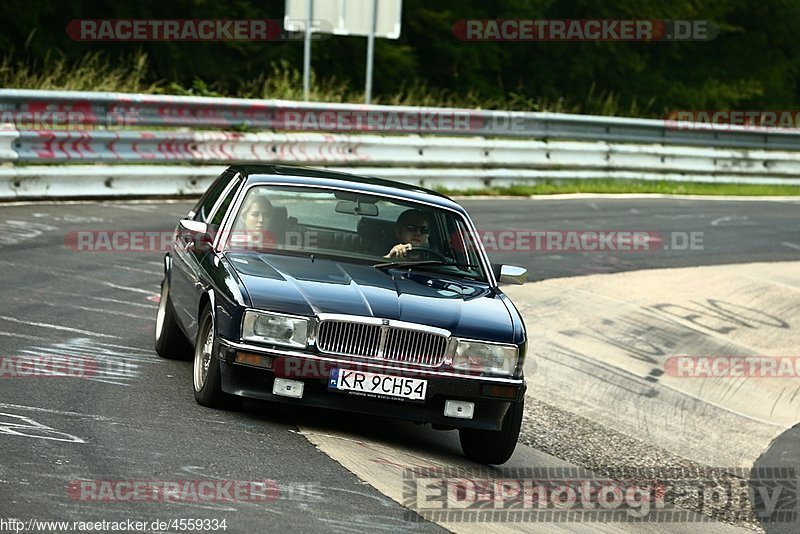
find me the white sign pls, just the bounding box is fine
[285,0,402,39]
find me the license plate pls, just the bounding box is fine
[328,368,427,401]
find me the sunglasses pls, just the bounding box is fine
[404,224,430,235]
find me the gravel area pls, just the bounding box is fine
[519,397,771,532]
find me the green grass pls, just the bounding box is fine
[6,50,798,198]
[0,50,164,93]
[437,179,800,196]
[0,50,649,116]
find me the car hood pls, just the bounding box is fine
[227,253,514,342]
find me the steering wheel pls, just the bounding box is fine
[407,246,450,262]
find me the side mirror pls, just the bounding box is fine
[177,219,214,252]
[496,265,527,285]
[180,219,209,234]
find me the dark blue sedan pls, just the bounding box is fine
[155,165,528,464]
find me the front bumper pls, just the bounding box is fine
[217,339,526,431]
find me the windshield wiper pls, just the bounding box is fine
[373,259,478,271]
[373,260,442,269]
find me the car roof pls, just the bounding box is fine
[230,164,466,213]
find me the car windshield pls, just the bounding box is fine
[222,184,487,281]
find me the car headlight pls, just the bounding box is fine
[242,311,309,349]
[453,340,519,376]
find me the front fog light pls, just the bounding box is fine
[444,400,474,419]
[273,378,304,399]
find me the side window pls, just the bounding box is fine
[193,171,235,223]
[209,178,242,228]
[447,217,482,267]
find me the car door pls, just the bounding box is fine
[171,170,241,340]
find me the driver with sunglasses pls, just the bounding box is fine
[385,209,432,258]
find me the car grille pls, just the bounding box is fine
[317,321,382,358]
[316,320,449,367]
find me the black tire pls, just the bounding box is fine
[193,304,242,410]
[154,277,192,360]
[459,399,524,465]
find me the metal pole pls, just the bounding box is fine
[364,0,378,104]
[303,0,313,101]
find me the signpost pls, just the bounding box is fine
[285,0,403,103]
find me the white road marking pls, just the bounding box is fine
[0,220,60,245]
[710,215,755,226]
[16,338,161,386]
[48,291,155,309]
[0,413,85,443]
[31,213,105,223]
[0,332,45,341]
[653,213,711,220]
[60,215,106,223]
[781,242,800,250]
[7,298,150,320]
[0,403,110,420]
[0,316,120,339]
[0,261,158,297]
[97,281,159,295]
[62,303,149,320]
[59,338,155,356]
[108,204,159,213]
[112,264,161,275]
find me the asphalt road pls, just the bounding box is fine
[0,196,797,532]
[462,196,800,280]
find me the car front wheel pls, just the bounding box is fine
[459,399,524,465]
[193,304,241,410]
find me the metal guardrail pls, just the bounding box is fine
[2,89,800,199]
[4,130,800,178]
[3,88,800,149]
[4,165,799,200]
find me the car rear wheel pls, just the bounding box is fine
[459,399,524,465]
[193,304,241,410]
[154,277,191,360]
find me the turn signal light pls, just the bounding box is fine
[480,384,518,399]
[235,352,272,368]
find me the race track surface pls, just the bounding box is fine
[1,196,797,533]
